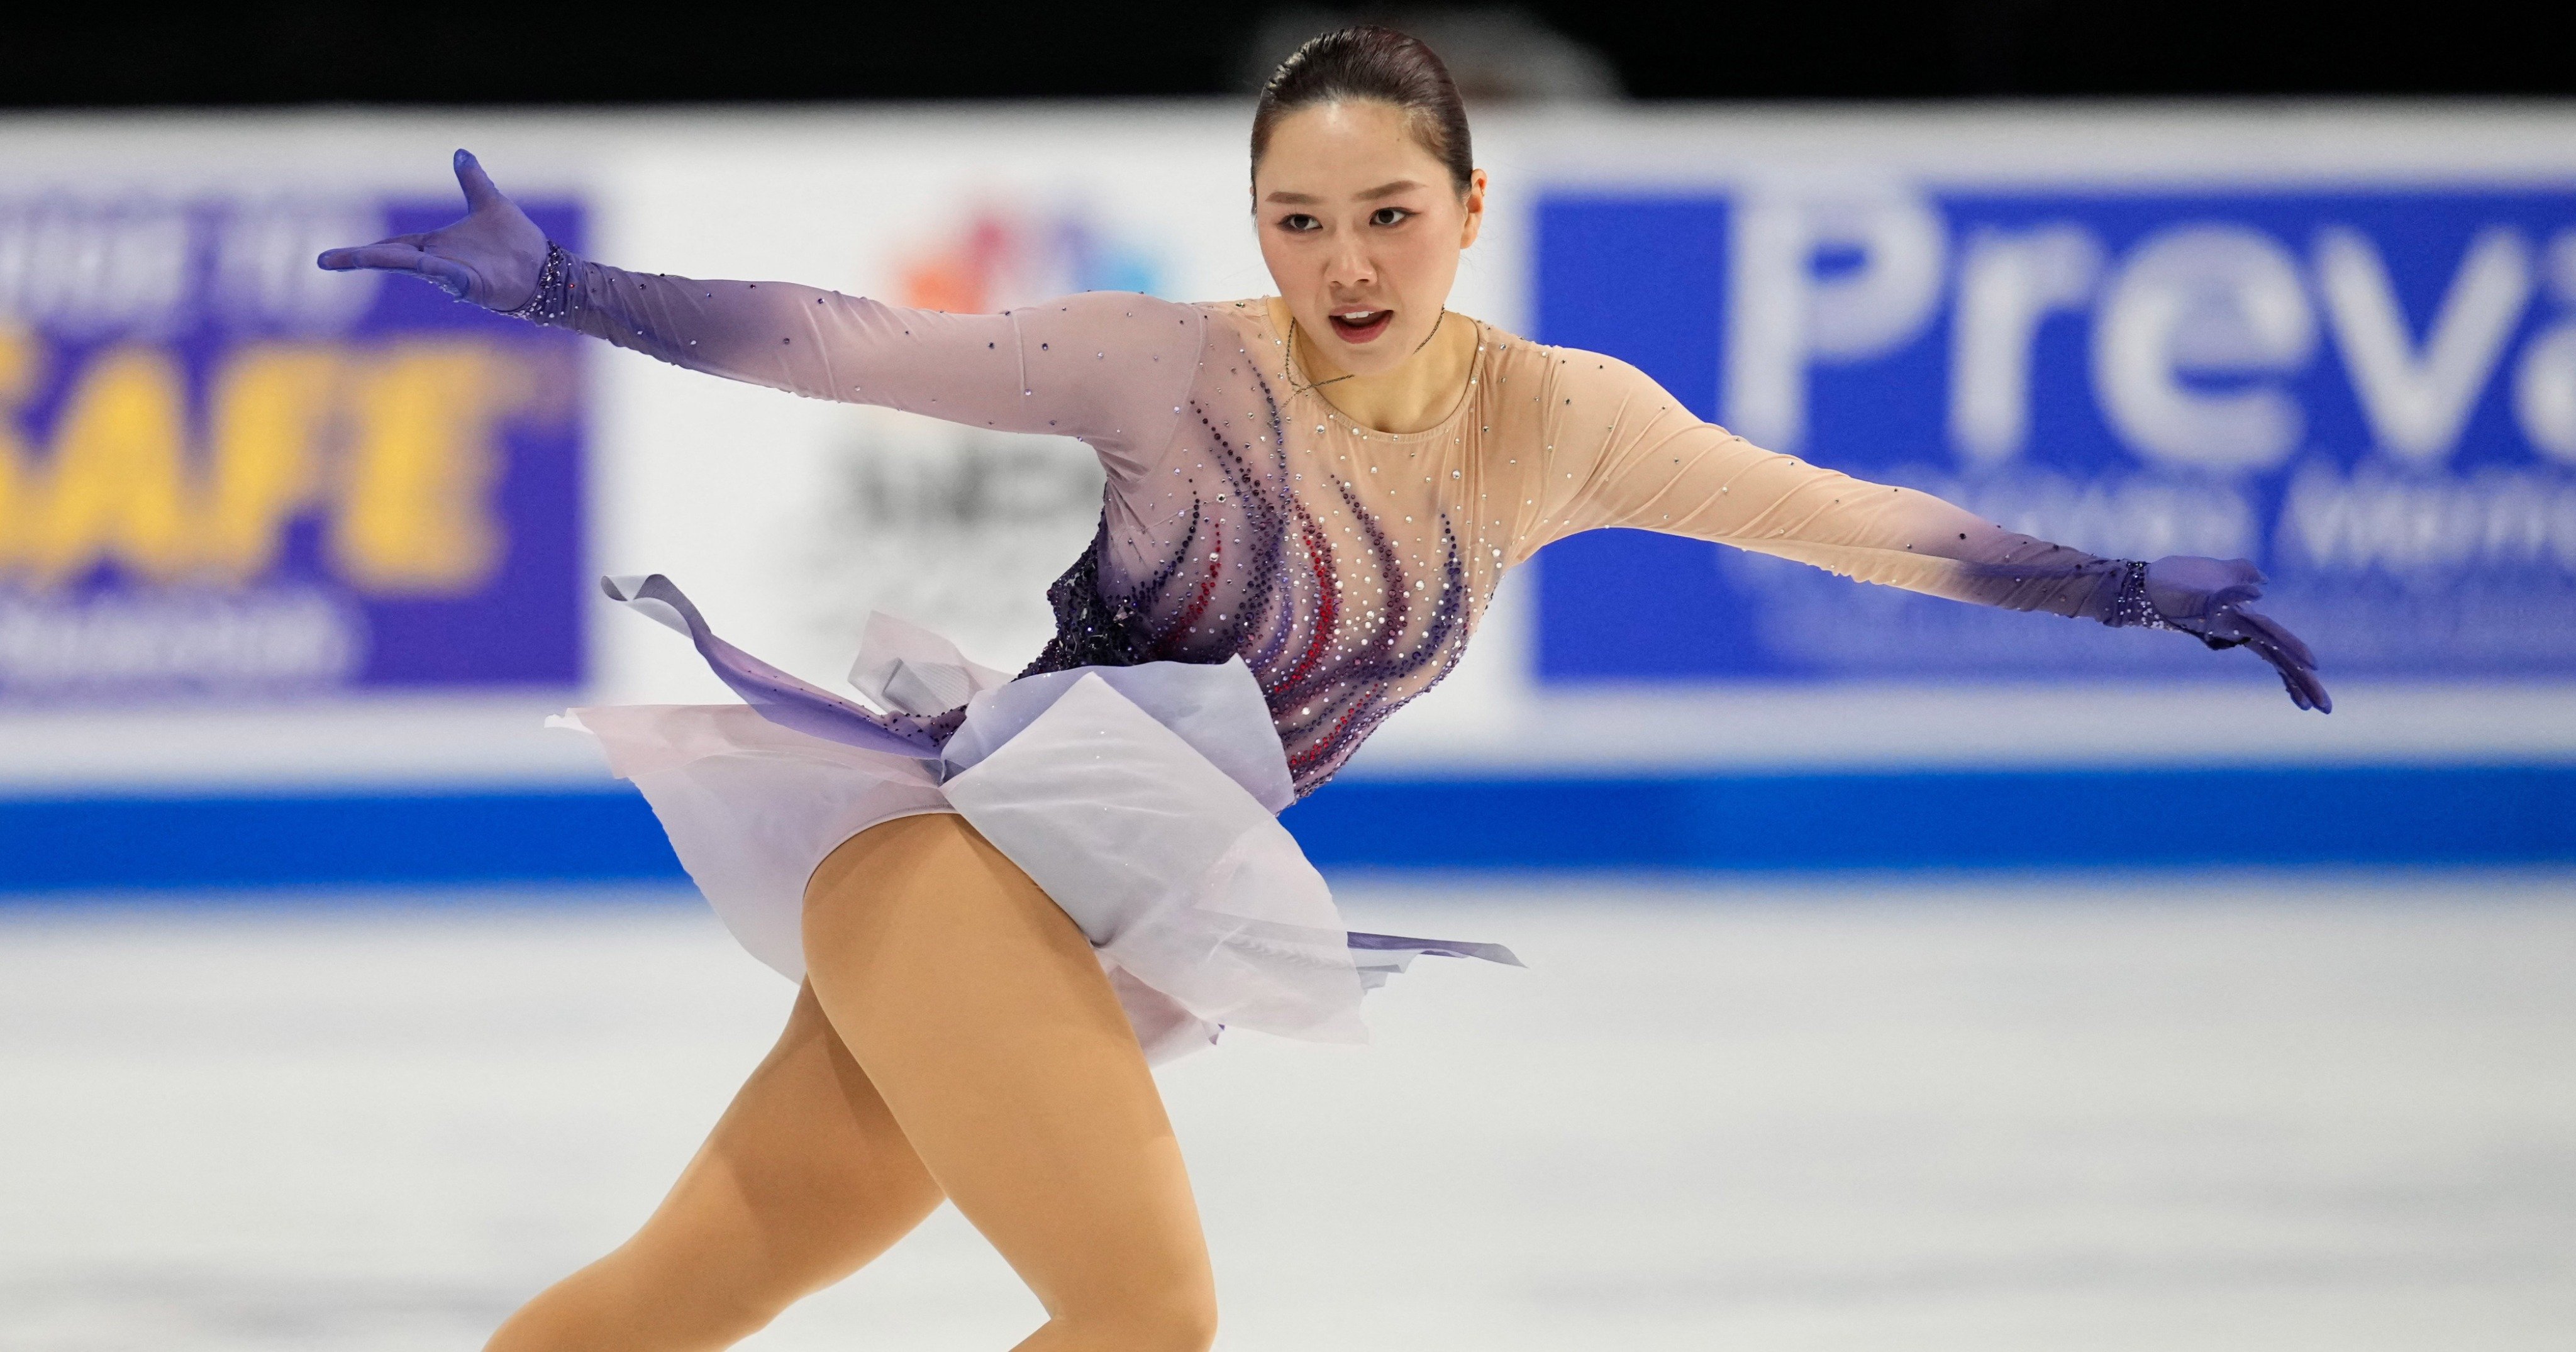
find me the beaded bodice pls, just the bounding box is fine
[1008,301,1522,792]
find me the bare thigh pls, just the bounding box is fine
[803,812,1217,1351]
[484,984,944,1351]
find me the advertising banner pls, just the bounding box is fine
[1536,182,2576,685]
[0,189,586,700]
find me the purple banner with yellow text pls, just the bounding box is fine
[0,195,585,699]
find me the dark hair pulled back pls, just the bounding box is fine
[1252,26,1474,195]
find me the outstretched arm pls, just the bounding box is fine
[318,150,1201,479]
[1527,352,2328,711]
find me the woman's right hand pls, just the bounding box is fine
[317,149,551,311]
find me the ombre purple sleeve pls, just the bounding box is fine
[1528,352,2129,621]
[531,254,1204,482]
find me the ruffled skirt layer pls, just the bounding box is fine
[555,585,1515,1063]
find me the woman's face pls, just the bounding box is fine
[1253,99,1485,377]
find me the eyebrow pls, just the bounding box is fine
[1262,179,1428,205]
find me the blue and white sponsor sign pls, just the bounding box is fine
[1535,185,2576,684]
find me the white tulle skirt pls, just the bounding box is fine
[553,609,1513,1064]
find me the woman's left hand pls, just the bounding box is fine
[2141,556,2331,713]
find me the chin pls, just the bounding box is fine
[1326,344,1406,377]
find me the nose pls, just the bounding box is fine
[1323,235,1375,292]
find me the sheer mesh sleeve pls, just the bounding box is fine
[1523,352,2128,621]
[538,258,1202,482]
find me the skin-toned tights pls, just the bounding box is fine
[484,813,1218,1352]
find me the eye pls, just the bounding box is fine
[1370,207,1414,227]
[1278,213,1322,233]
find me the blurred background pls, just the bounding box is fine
[3,4,2572,1349]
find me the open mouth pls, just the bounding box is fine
[1327,308,1394,343]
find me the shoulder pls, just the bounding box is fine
[1518,343,1694,418]
[1192,297,1287,350]
[1465,326,1643,387]
[1013,290,1205,334]
[1009,293,1213,402]
[1513,339,1650,385]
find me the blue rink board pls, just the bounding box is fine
[3,765,2571,892]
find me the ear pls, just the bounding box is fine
[1458,168,1489,250]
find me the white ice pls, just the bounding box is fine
[3,873,2571,1351]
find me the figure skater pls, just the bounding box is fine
[320,26,2326,1352]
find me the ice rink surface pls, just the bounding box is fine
[4,873,2572,1351]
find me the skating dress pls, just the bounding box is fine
[521,259,2145,1061]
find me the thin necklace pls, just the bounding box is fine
[1286,309,1447,396]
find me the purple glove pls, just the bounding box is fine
[2128,556,2331,713]
[316,150,551,311]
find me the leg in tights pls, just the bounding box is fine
[486,982,945,1351]
[486,812,1216,1352]
[804,813,1217,1352]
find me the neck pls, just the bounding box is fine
[1274,298,1477,435]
